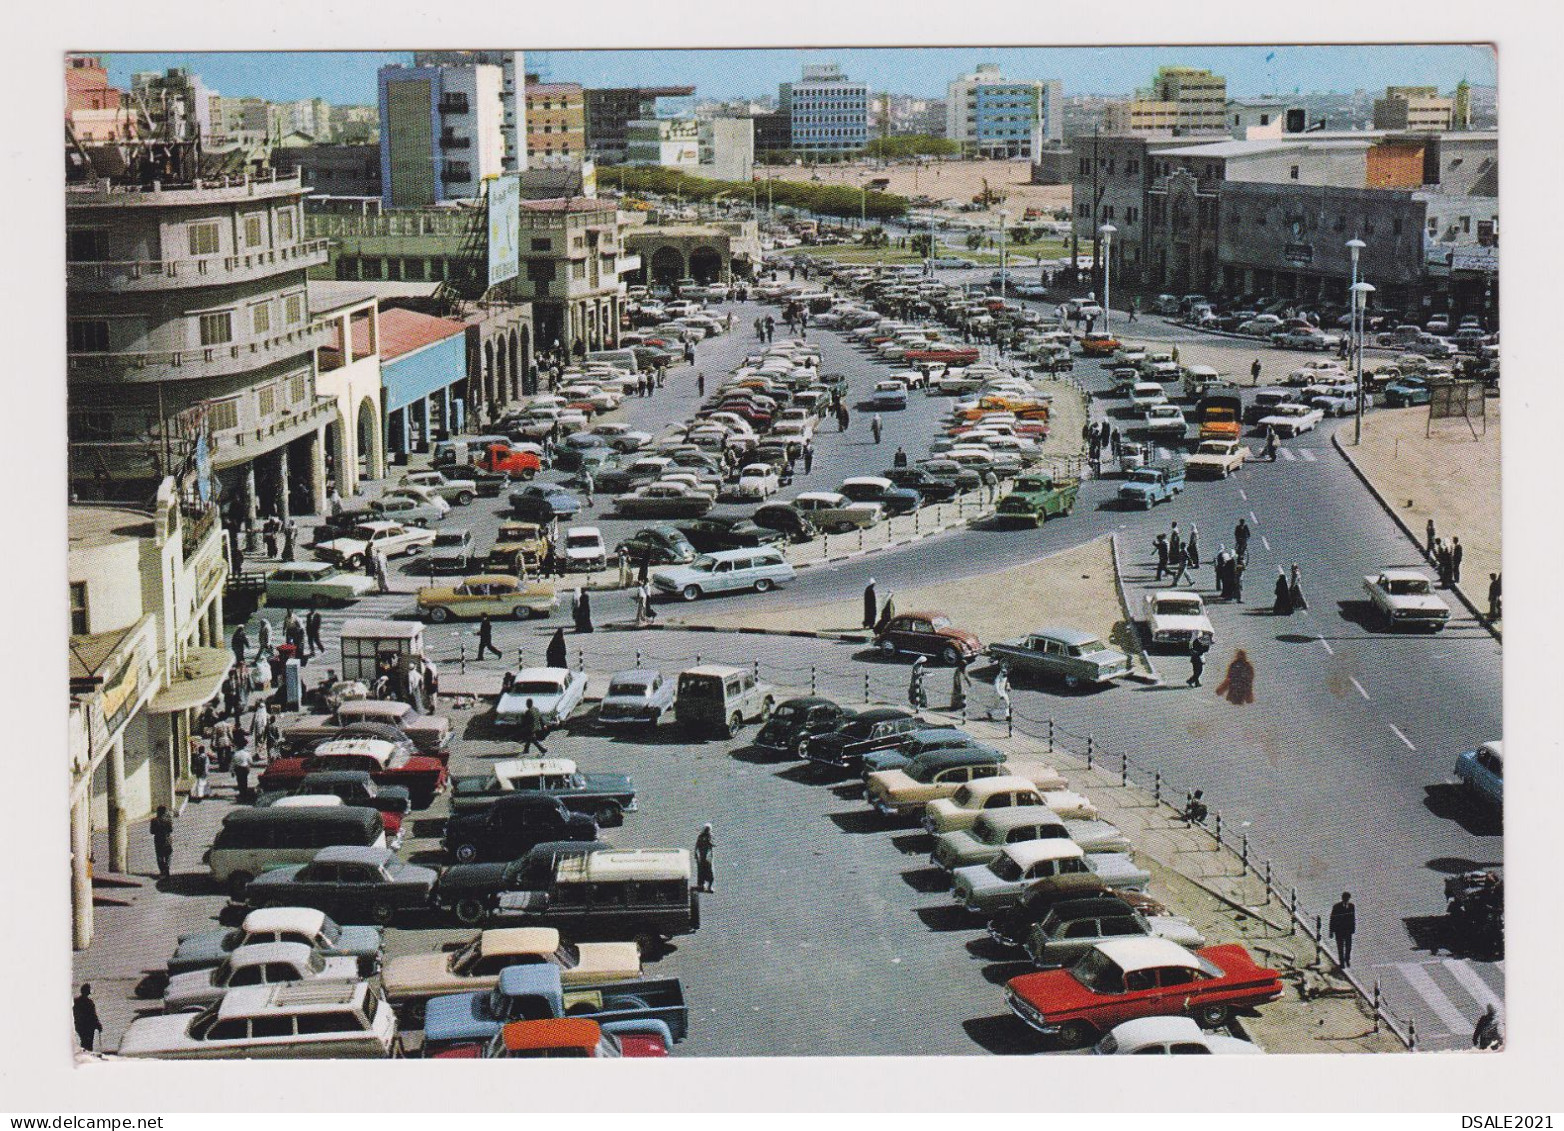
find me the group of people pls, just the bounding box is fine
[1424,519,1464,588]
[1084,419,1123,464]
[753,314,779,342]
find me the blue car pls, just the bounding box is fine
[1453,741,1502,806]
[1383,376,1432,407]
[508,484,583,521]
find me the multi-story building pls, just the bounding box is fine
[1069,134,1167,288]
[583,85,696,165]
[946,65,1061,158]
[751,111,792,156]
[330,104,380,145]
[515,197,625,355]
[1226,98,1307,140]
[1153,66,1228,136]
[412,51,529,175]
[1373,85,1454,132]
[271,142,383,198]
[1102,99,1178,134]
[779,64,869,153]
[626,117,702,168]
[131,67,219,146]
[69,479,230,948]
[626,116,754,182]
[378,59,514,206]
[66,55,133,143]
[526,79,587,170]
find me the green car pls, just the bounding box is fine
[265,562,377,606]
[994,474,1079,528]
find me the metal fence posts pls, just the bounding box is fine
[635,650,642,668]
[1313,915,1323,966]
[1289,888,1299,933]
[1372,981,1382,1033]
[459,641,467,674]
[1047,717,1054,752]
[810,666,817,695]
[1241,834,1249,871]
[1119,752,1128,787]
[577,649,585,672]
[1086,734,1094,770]
[1153,771,1161,805]
[1214,811,1222,845]
[863,672,870,703]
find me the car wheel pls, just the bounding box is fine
[754,577,774,593]
[453,897,488,926]
[456,490,476,506]
[941,645,962,666]
[454,843,479,864]
[427,605,450,624]
[634,931,664,958]
[227,872,254,902]
[595,803,623,827]
[878,638,897,656]
[1062,673,1082,691]
[346,554,365,570]
[406,544,424,556]
[725,711,743,739]
[1195,1003,1229,1028]
[682,584,702,601]
[511,605,533,621]
[1055,1020,1096,1049]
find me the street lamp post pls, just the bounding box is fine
[1352,281,1375,444]
[1100,223,1118,337]
[1346,238,1367,444]
[999,210,1009,298]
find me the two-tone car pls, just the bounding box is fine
[162,941,361,1013]
[874,611,983,666]
[241,845,440,925]
[1117,464,1184,508]
[598,669,676,728]
[449,757,636,826]
[166,906,383,979]
[495,668,589,730]
[1023,897,1206,969]
[1256,402,1323,437]
[931,806,1130,873]
[313,521,437,570]
[1453,740,1502,806]
[865,749,1044,821]
[281,701,452,760]
[1184,439,1248,479]
[257,737,448,810]
[1092,1015,1263,1055]
[951,840,1097,916]
[923,775,1097,835]
[859,727,1001,778]
[417,575,558,623]
[987,629,1129,691]
[264,563,377,606]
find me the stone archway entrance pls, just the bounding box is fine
[689,245,723,284]
[357,396,382,480]
[650,246,685,284]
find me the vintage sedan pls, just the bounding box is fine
[874,611,983,666]
[495,667,589,730]
[509,484,583,521]
[162,941,361,1013]
[865,749,1034,820]
[858,727,998,777]
[952,841,1095,916]
[597,669,676,728]
[1024,897,1206,969]
[651,548,796,601]
[1129,383,1169,413]
[839,476,922,516]
[1142,404,1188,438]
[1005,938,1285,1047]
[370,491,449,527]
[791,491,883,533]
[449,757,636,826]
[282,701,452,760]
[732,464,782,500]
[1256,402,1324,437]
[242,845,440,925]
[1079,332,1121,357]
[616,526,697,567]
[677,517,789,554]
[1383,375,1433,407]
[755,697,856,757]
[1143,591,1215,650]
[798,707,932,774]
[265,563,376,606]
[613,482,715,519]
[484,522,550,575]
[258,737,449,810]
[167,907,383,978]
[417,575,558,623]
[933,806,1129,872]
[1092,1015,1263,1055]
[924,775,1098,835]
[314,521,437,570]
[255,770,411,835]
[561,527,609,573]
[588,423,653,453]
[1454,740,1502,807]
[988,629,1128,690]
[1183,440,1248,479]
[1362,569,1451,631]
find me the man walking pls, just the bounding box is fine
[803,442,815,476]
[1234,518,1251,561]
[1187,636,1209,688]
[1263,427,1279,462]
[1450,536,1464,584]
[150,805,175,878]
[476,613,501,660]
[1250,358,1262,384]
[893,445,908,468]
[581,469,595,509]
[1488,572,1502,622]
[1168,540,1191,586]
[73,984,102,1053]
[1186,524,1201,569]
[518,699,548,756]
[871,414,884,445]
[232,743,254,802]
[863,580,878,630]
[306,608,324,657]
[227,623,246,671]
[1425,518,1437,556]
[1153,533,1169,582]
[1329,892,1357,967]
[190,740,210,802]
[694,824,715,893]
[908,656,928,709]
[373,548,390,594]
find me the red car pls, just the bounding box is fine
[479,1017,668,1059]
[874,610,983,666]
[1005,938,1283,1048]
[904,348,981,365]
[257,738,449,810]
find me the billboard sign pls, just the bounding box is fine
[487,174,521,287]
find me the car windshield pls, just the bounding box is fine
[565,535,598,548]
[434,534,466,546]
[1071,948,1126,994]
[1386,578,1431,595]
[608,679,650,697]
[930,616,953,629]
[688,557,717,573]
[1197,444,1228,455]
[1072,640,1105,655]
[990,856,1025,882]
[512,680,565,696]
[1158,599,1203,617]
[1129,471,1159,484]
[348,526,380,540]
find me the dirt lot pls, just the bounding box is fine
[756,158,1071,223]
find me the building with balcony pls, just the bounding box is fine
[779,64,869,153]
[411,51,529,176]
[66,55,134,143]
[1373,85,1454,132]
[379,60,510,206]
[309,285,385,495]
[515,197,625,356]
[67,168,336,533]
[355,308,468,457]
[270,142,383,198]
[584,85,696,164]
[946,65,1061,159]
[69,478,229,947]
[526,80,587,170]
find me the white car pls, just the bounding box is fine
[1258,403,1325,437]
[1142,404,1188,437]
[314,521,436,569]
[494,667,589,729]
[1287,360,1348,386]
[1238,315,1284,336]
[651,547,797,601]
[370,491,449,526]
[1363,569,1452,631]
[588,423,652,452]
[1093,1016,1264,1056]
[558,385,620,413]
[162,942,360,1013]
[791,491,884,533]
[1184,440,1248,479]
[734,464,782,499]
[1272,328,1342,351]
[1309,389,1356,417]
[1143,591,1215,649]
[561,526,607,572]
[1130,383,1169,413]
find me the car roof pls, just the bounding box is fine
[512,667,572,681]
[312,738,398,762]
[497,963,563,996]
[242,906,328,934]
[1004,839,1086,867]
[1031,627,1100,646]
[312,844,395,866]
[298,770,374,786]
[856,707,913,722]
[227,941,317,967]
[913,747,1000,770]
[553,849,691,883]
[480,927,559,955]
[274,562,333,575]
[959,775,1036,798]
[1049,896,1135,920]
[217,980,368,1018]
[565,527,603,538]
[974,805,1066,833]
[1376,568,1433,582]
[1094,937,1201,972]
[778,696,837,709]
[494,757,578,778]
[682,665,745,677]
[609,669,661,682]
[453,575,521,587]
[896,610,950,621]
[500,1017,601,1052]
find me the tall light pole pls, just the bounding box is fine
[999,210,1009,297]
[1100,223,1117,337]
[1352,281,1375,444]
[1346,238,1366,442]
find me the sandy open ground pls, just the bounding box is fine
[756,158,1072,222]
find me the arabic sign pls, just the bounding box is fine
[1282,242,1314,266]
[487,175,521,287]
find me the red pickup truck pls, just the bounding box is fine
[474,444,542,478]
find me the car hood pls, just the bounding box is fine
[168,932,230,971]
[953,864,1016,899]
[117,1012,200,1056]
[162,968,220,1008]
[381,951,464,997]
[564,545,604,559]
[1380,592,1450,613]
[935,828,990,861]
[1086,853,1151,887]
[436,861,510,895]
[933,626,981,646]
[1147,916,1207,948]
[581,772,635,794]
[1149,612,1213,633]
[422,991,502,1044]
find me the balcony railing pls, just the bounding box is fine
[439,134,472,150]
[438,96,471,114]
[209,396,337,462]
[67,239,330,292]
[67,168,305,205]
[68,324,329,385]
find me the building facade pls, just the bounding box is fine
[583,86,696,165]
[526,80,587,170]
[1153,67,1228,136]
[779,65,869,152]
[270,142,383,198]
[411,51,529,175]
[378,61,509,206]
[66,55,134,143]
[751,111,792,156]
[946,65,1061,158]
[626,117,702,168]
[1227,99,1307,140]
[515,197,625,356]
[1373,86,1454,132]
[623,219,762,286]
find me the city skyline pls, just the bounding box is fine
[101,45,1495,111]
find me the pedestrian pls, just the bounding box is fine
[637,552,651,587]
[1169,541,1191,586]
[73,984,102,1053]
[638,581,658,624]
[1186,525,1201,569]
[876,594,896,634]
[1214,545,1233,599]
[282,520,298,562]
[191,740,210,801]
[803,443,815,476]
[908,656,928,709]
[327,486,342,518]
[1289,564,1308,612]
[518,699,548,755]
[1168,521,1182,562]
[1329,892,1356,967]
[990,663,1012,722]
[893,446,908,468]
[696,371,706,396]
[1233,518,1251,560]
[1264,427,1279,462]
[695,824,715,893]
[1488,572,1502,622]
[282,608,303,652]
[871,414,883,445]
[1473,1003,1503,1050]
[363,547,379,579]
[1170,345,1180,365]
[1231,555,1246,602]
[230,526,245,573]
[222,670,241,719]
[476,613,501,660]
[150,805,174,878]
[1451,536,1464,584]
[255,617,272,664]
[1214,648,1256,705]
[950,658,969,712]
[211,716,234,772]
[574,588,594,634]
[1273,568,1294,615]
[1153,533,1169,581]
[373,549,390,594]
[1111,428,1122,458]
[422,658,438,708]
[1187,636,1209,687]
[546,627,568,669]
[863,579,878,630]
[232,743,253,802]
[1426,518,1437,556]
[263,519,279,559]
[581,470,595,508]
[306,608,324,656]
[541,544,558,580]
[1250,358,1262,384]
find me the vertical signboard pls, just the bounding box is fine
[487,174,521,287]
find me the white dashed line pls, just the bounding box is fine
[1300,448,1317,462]
[1279,447,1296,461]
[1349,676,1370,701]
[1389,724,1416,750]
[1260,535,1272,551]
[1249,511,1258,525]
[1318,636,1334,656]
[1238,489,1248,500]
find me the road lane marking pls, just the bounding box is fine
[1279,447,1296,461]
[1260,535,1272,551]
[1318,636,1334,656]
[1442,959,1504,1013]
[1249,511,1259,525]
[1394,962,1471,1034]
[1300,448,1317,462]
[1389,724,1416,750]
[1238,489,1248,500]
[1349,676,1370,700]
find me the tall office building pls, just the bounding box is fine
[779,64,869,152]
[584,86,696,164]
[406,50,529,175]
[379,59,515,206]
[946,64,1062,158]
[1373,85,1455,131]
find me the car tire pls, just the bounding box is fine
[1062,674,1082,691]
[511,605,532,621]
[346,554,365,571]
[725,711,743,739]
[453,897,488,926]
[227,872,254,902]
[941,645,962,666]
[456,491,476,506]
[878,639,897,657]
[595,803,623,827]
[427,605,450,624]
[1195,1003,1229,1028]
[682,584,702,602]
[754,577,774,593]
[634,931,665,958]
[454,843,479,864]
[370,902,396,927]
[1055,1020,1096,1049]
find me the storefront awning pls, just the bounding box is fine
[149,647,233,714]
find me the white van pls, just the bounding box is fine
[117,981,397,1059]
[651,547,796,601]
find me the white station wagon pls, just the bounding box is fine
[653,548,796,601]
[118,981,397,1059]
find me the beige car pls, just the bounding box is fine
[866,757,1068,820]
[416,574,558,623]
[381,927,641,1015]
[923,776,1099,835]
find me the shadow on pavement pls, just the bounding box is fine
[900,866,950,894]
[960,1014,1050,1055]
[133,972,170,999]
[1403,913,1504,962]
[965,936,1018,962]
[154,873,219,898]
[1422,787,1503,837]
[1425,854,1504,874]
[981,959,1036,986]
[916,904,981,933]
[827,810,887,835]
[890,832,929,855]
[409,817,448,839]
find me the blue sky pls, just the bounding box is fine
[103,45,1494,106]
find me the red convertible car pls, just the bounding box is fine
[1005,938,1283,1047]
[257,738,449,810]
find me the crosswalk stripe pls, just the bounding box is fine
[1299,448,1317,462]
[1279,447,1297,461]
[1394,962,1473,1034]
[1441,959,1504,1014]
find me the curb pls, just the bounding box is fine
[1329,432,1500,641]
[600,621,869,643]
[1109,532,1162,685]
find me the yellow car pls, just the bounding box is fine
[417,574,558,623]
[483,521,549,574]
[959,396,1051,423]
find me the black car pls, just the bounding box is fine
[312,507,377,543]
[884,467,963,503]
[443,792,599,864]
[678,517,789,554]
[752,503,817,544]
[241,845,440,925]
[448,764,638,824]
[616,525,697,567]
[799,708,934,774]
[435,839,613,926]
[754,697,857,756]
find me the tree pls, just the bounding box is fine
[861,226,890,248]
[965,230,987,251]
[910,233,936,258]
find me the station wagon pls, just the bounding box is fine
[651,548,795,601]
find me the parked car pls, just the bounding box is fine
[255,770,411,835]
[932,806,1129,873]
[1129,383,1169,413]
[1271,328,1340,351]
[987,874,1167,950]
[400,470,478,506]
[314,521,437,569]
[874,611,982,665]
[839,476,921,516]
[487,848,701,952]
[1005,939,1284,1047]
[616,526,697,567]
[651,547,796,602]
[264,563,377,606]
[450,758,636,827]
[444,793,600,864]
[859,727,1001,777]
[598,669,677,728]
[495,667,589,730]
[791,491,882,533]
[1023,896,1205,969]
[1257,402,1323,437]
[1092,1015,1263,1056]
[241,845,440,925]
[370,491,450,527]
[281,701,452,760]
[1142,404,1188,438]
[884,466,963,503]
[864,753,1060,821]
[509,485,583,522]
[1362,569,1451,631]
[118,981,397,1060]
[1383,375,1433,407]
[952,841,1094,917]
[484,521,550,575]
[561,526,608,572]
[427,529,477,573]
[1453,740,1502,806]
[673,665,775,739]
[435,841,612,926]
[799,707,932,774]
[417,575,558,623]
[755,697,857,757]
[613,482,715,519]
[258,738,448,811]
[1143,591,1216,649]
[162,941,361,1013]
[987,628,1129,690]
[678,516,789,553]
[923,776,1078,836]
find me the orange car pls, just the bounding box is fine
[959,396,1050,422]
[1080,332,1121,357]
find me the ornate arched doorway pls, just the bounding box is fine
[649,245,684,284]
[689,246,723,283]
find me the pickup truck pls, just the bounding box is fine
[1117,464,1185,509]
[400,470,478,507]
[422,964,686,1058]
[994,474,1079,527]
[449,758,637,826]
[790,491,883,534]
[473,443,543,478]
[1363,569,1451,631]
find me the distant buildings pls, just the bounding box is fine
[1105,66,1228,138]
[584,86,697,164]
[1373,85,1454,132]
[378,59,515,206]
[526,78,587,169]
[779,64,869,152]
[945,65,1061,158]
[1226,98,1308,140]
[626,115,754,181]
